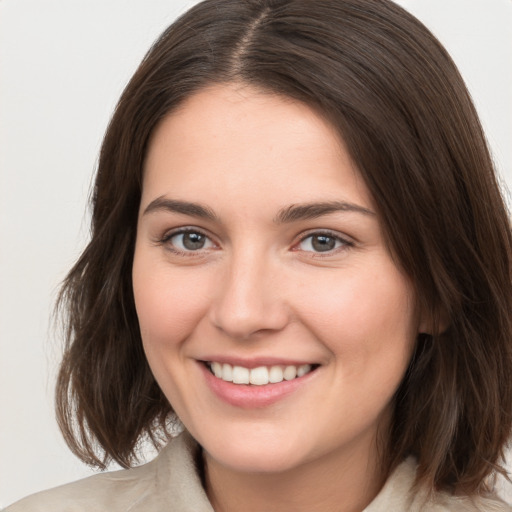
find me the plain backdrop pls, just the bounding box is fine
[1,0,511,507]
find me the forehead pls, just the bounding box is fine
[142,83,374,212]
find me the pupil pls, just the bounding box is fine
[312,235,335,252]
[183,232,205,250]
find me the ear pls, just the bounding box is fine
[417,303,450,336]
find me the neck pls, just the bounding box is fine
[203,433,387,512]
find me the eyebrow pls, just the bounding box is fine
[143,197,218,221]
[274,201,375,223]
[142,197,375,223]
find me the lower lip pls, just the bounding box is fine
[199,363,318,409]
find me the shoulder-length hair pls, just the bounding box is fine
[56,0,512,494]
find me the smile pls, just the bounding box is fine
[206,362,316,385]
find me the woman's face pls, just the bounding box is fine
[133,84,423,474]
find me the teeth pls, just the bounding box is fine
[283,365,297,381]
[297,364,310,377]
[269,366,283,383]
[232,366,250,384]
[208,362,313,385]
[222,363,233,382]
[249,366,269,386]
[211,362,222,378]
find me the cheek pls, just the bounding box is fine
[132,253,214,414]
[297,261,418,367]
[132,254,210,351]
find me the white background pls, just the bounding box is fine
[1,0,511,507]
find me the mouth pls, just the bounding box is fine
[204,361,319,386]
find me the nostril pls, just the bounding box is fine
[209,302,290,340]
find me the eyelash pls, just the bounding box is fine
[157,228,353,256]
[158,228,216,256]
[295,230,353,256]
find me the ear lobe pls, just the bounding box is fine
[418,305,450,336]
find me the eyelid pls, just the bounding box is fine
[292,229,354,253]
[154,226,353,256]
[157,226,219,255]
[160,226,211,241]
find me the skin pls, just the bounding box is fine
[132,83,425,512]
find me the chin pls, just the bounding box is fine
[197,425,308,474]
[208,445,305,474]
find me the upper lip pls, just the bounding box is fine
[198,356,319,369]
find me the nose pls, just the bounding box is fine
[209,250,290,340]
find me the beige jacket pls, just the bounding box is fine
[6,431,511,511]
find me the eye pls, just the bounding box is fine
[166,230,215,252]
[297,232,350,253]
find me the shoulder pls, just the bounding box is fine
[413,490,512,512]
[366,458,512,512]
[420,482,512,512]
[4,451,163,512]
[426,494,512,512]
[4,463,155,512]
[4,432,213,512]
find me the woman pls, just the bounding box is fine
[7,0,512,510]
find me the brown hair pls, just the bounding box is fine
[56,0,512,495]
